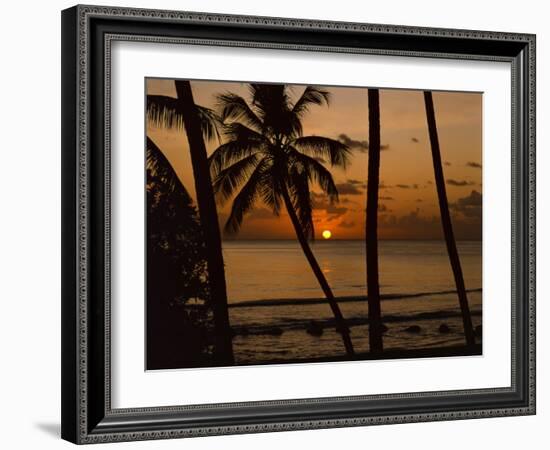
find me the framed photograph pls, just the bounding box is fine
[61,4,536,444]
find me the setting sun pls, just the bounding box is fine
[322,230,332,240]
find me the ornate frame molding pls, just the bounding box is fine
[62,4,536,444]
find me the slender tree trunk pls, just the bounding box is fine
[280,185,355,356]
[423,91,476,347]
[366,89,384,354]
[175,80,235,365]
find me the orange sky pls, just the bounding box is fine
[146,79,482,240]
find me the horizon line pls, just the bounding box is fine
[221,238,482,242]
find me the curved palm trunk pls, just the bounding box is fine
[175,80,234,364]
[423,91,476,347]
[280,185,355,356]
[366,89,384,354]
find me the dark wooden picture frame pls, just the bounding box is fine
[61,4,536,444]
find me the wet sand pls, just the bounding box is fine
[255,343,483,366]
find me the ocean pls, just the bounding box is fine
[221,240,482,364]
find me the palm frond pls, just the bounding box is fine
[212,154,261,204]
[208,122,268,175]
[286,111,304,139]
[288,169,314,240]
[146,95,222,142]
[147,95,182,129]
[258,166,282,216]
[293,136,352,169]
[292,86,331,118]
[223,122,268,144]
[224,160,268,234]
[217,92,263,132]
[196,106,223,142]
[248,84,289,115]
[146,136,192,202]
[289,150,339,202]
[247,84,299,138]
[209,139,263,176]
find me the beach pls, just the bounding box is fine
[222,239,482,365]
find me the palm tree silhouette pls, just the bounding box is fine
[209,83,355,356]
[366,89,384,353]
[423,91,476,346]
[147,80,234,365]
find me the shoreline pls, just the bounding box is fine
[150,344,483,370]
[229,288,482,308]
[257,343,483,366]
[229,309,482,336]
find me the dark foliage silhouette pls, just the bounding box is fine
[147,80,234,364]
[209,83,355,356]
[146,136,214,369]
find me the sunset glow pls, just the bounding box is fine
[146,79,482,240]
[322,230,332,239]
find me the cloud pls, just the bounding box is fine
[395,184,419,189]
[338,133,369,151]
[326,210,349,222]
[311,192,326,205]
[378,204,389,212]
[447,179,475,187]
[455,190,482,207]
[450,190,482,219]
[326,205,348,217]
[380,210,431,232]
[444,161,452,166]
[312,193,349,219]
[379,196,394,201]
[339,220,356,228]
[416,199,423,203]
[466,161,482,169]
[335,179,366,195]
[411,137,419,143]
[337,133,389,152]
[379,207,481,240]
